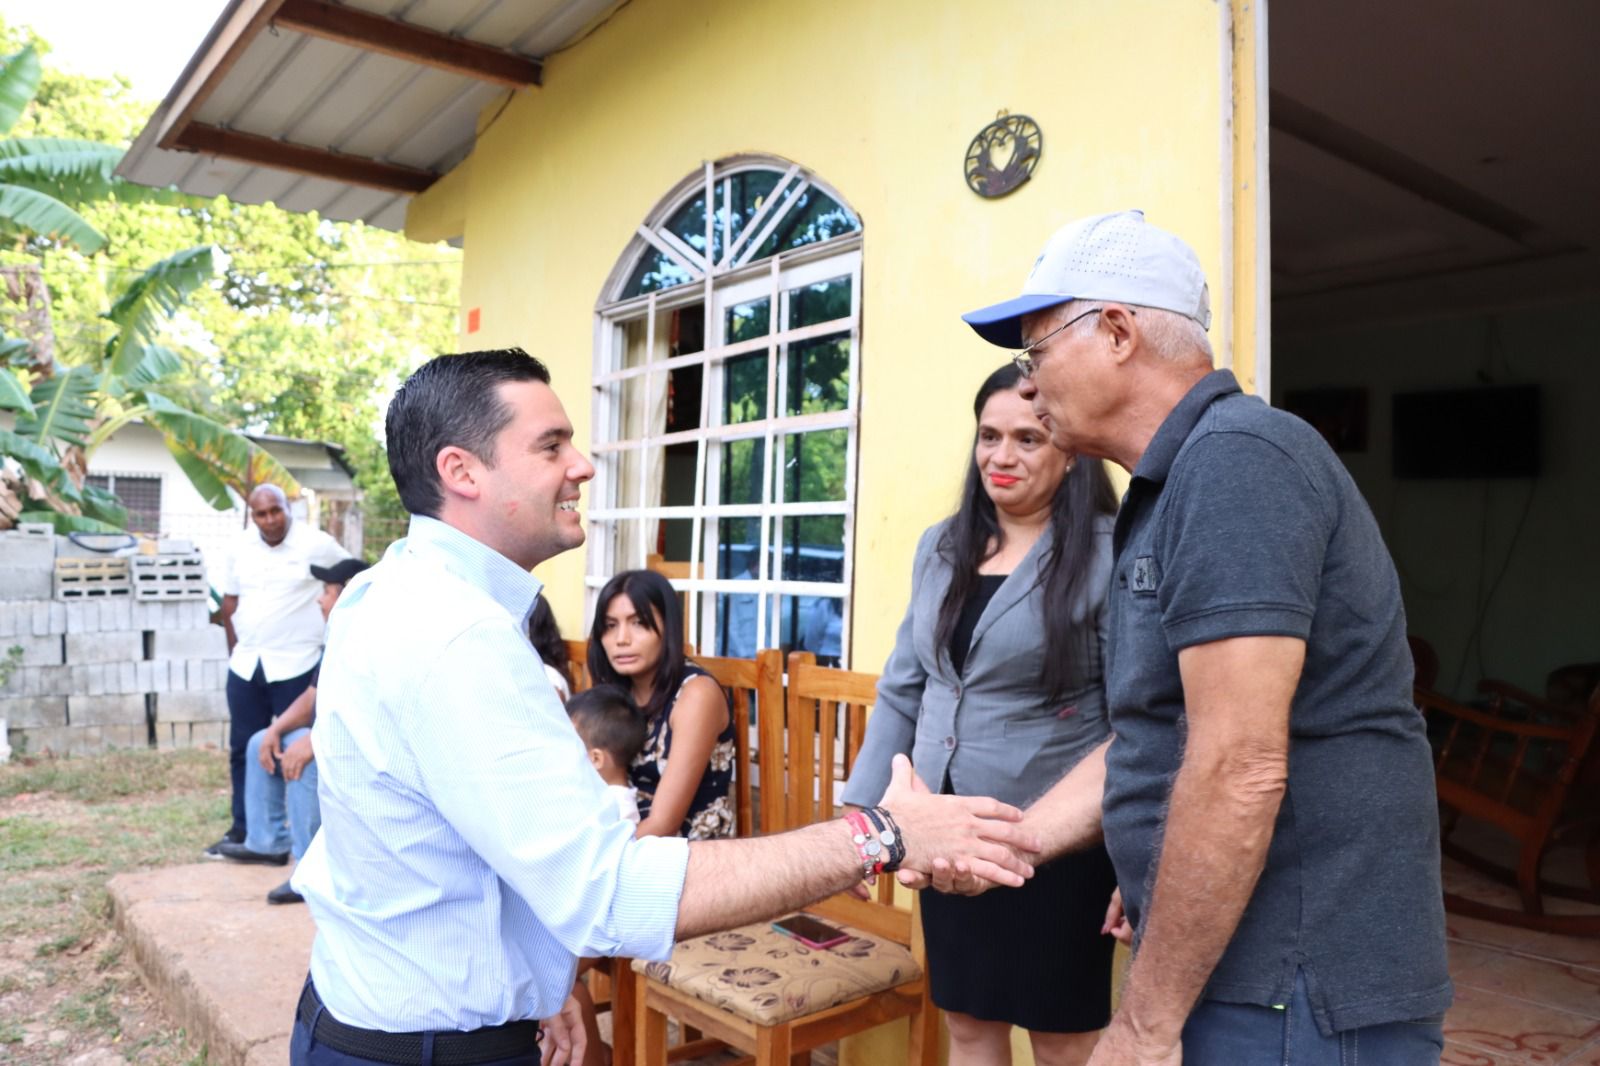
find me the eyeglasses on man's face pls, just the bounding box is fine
[1011,306,1130,379]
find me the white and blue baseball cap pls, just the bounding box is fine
[962,209,1211,349]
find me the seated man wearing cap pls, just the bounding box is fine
[936,210,1450,1065]
[217,557,371,905]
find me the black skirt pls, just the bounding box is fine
[919,844,1119,1033]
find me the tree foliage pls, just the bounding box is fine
[0,17,461,542]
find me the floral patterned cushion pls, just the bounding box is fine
[631,917,921,1025]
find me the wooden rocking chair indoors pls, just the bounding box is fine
[1417,677,1600,935]
[633,651,938,1066]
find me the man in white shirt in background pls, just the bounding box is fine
[209,484,348,858]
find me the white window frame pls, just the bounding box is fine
[589,159,863,663]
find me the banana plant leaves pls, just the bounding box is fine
[0,46,41,136]
[104,246,217,377]
[0,364,32,415]
[144,393,299,507]
[15,365,95,448]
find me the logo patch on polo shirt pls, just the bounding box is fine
[1131,555,1159,594]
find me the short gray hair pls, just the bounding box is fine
[1136,306,1213,365]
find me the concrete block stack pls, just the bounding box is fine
[0,526,230,757]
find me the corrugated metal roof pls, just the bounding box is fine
[118,0,620,232]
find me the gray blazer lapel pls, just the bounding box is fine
[965,531,1049,654]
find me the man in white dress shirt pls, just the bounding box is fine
[289,349,1037,1066]
[209,484,348,857]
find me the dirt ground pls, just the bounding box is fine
[0,748,229,1066]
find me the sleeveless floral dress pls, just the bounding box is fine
[629,663,737,839]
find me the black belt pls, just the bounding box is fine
[297,982,541,1066]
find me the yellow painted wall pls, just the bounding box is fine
[409,0,1240,1059]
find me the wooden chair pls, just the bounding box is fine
[1407,634,1440,692]
[634,651,938,1066]
[1418,679,1600,934]
[563,638,592,694]
[597,649,782,1064]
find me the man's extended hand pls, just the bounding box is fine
[879,754,1039,888]
[256,729,282,774]
[1085,1015,1182,1066]
[1103,886,1134,945]
[539,993,586,1066]
[281,734,314,781]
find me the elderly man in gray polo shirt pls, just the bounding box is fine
[941,211,1449,1065]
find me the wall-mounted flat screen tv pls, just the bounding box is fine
[1392,385,1540,479]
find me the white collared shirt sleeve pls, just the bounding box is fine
[409,619,687,961]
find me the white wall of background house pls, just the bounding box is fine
[88,423,362,575]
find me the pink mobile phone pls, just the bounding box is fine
[772,913,850,950]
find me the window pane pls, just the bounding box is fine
[787,275,851,329]
[618,374,650,440]
[766,595,844,665]
[725,296,770,344]
[666,364,703,433]
[716,517,763,579]
[720,438,766,505]
[777,515,845,583]
[782,429,848,502]
[612,444,659,510]
[622,249,694,297]
[716,592,761,658]
[752,189,861,261]
[673,304,706,356]
[654,517,694,564]
[725,169,783,251]
[724,353,767,425]
[620,317,650,369]
[714,516,762,658]
[663,442,697,506]
[785,333,849,416]
[664,193,721,263]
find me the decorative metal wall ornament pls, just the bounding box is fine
[964,112,1042,198]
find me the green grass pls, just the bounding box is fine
[0,748,225,803]
[0,748,230,1064]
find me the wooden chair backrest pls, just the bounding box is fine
[1417,682,1600,840]
[690,649,784,839]
[777,651,907,940]
[1408,635,1440,692]
[563,638,592,694]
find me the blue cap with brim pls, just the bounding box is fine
[961,293,1075,350]
[962,210,1212,350]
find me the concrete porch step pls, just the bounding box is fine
[109,863,310,1066]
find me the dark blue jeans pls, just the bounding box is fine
[1183,973,1444,1065]
[225,663,315,839]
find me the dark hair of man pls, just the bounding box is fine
[934,363,1118,698]
[567,684,648,766]
[527,594,571,692]
[384,348,552,517]
[587,569,687,722]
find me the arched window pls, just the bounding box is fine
[590,157,862,664]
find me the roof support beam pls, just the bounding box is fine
[173,123,438,194]
[273,0,542,88]
[155,0,290,149]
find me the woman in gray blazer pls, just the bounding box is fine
[842,364,1118,1066]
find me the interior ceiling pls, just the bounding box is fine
[1269,0,1600,332]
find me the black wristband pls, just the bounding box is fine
[862,806,907,873]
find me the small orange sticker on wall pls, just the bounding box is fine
[467,307,481,333]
